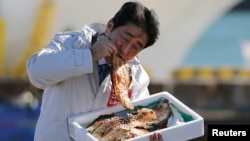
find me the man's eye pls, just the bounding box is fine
[123,37,128,42]
[133,46,140,51]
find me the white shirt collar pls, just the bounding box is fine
[97,58,107,65]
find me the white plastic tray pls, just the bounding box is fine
[68,91,204,141]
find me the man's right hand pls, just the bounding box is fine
[90,35,117,61]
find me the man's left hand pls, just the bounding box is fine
[149,132,163,141]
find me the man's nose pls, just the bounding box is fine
[121,44,131,55]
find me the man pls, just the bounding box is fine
[27,1,161,141]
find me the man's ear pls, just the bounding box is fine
[105,19,114,33]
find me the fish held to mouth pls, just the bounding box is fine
[111,53,134,110]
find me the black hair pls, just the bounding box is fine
[112,1,160,48]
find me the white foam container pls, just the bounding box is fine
[68,91,204,141]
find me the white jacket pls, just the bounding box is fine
[26,23,150,141]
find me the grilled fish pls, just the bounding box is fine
[111,54,134,110]
[86,98,172,140]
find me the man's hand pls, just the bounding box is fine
[149,132,163,141]
[90,35,117,61]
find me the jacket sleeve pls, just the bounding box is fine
[26,31,93,89]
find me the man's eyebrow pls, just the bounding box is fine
[126,32,144,48]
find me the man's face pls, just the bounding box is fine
[106,22,148,61]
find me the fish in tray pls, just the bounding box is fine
[86,97,172,141]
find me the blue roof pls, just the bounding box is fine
[181,11,250,68]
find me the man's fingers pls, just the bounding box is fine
[149,133,154,141]
[157,132,163,141]
[149,132,163,141]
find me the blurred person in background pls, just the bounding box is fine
[26,1,162,141]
